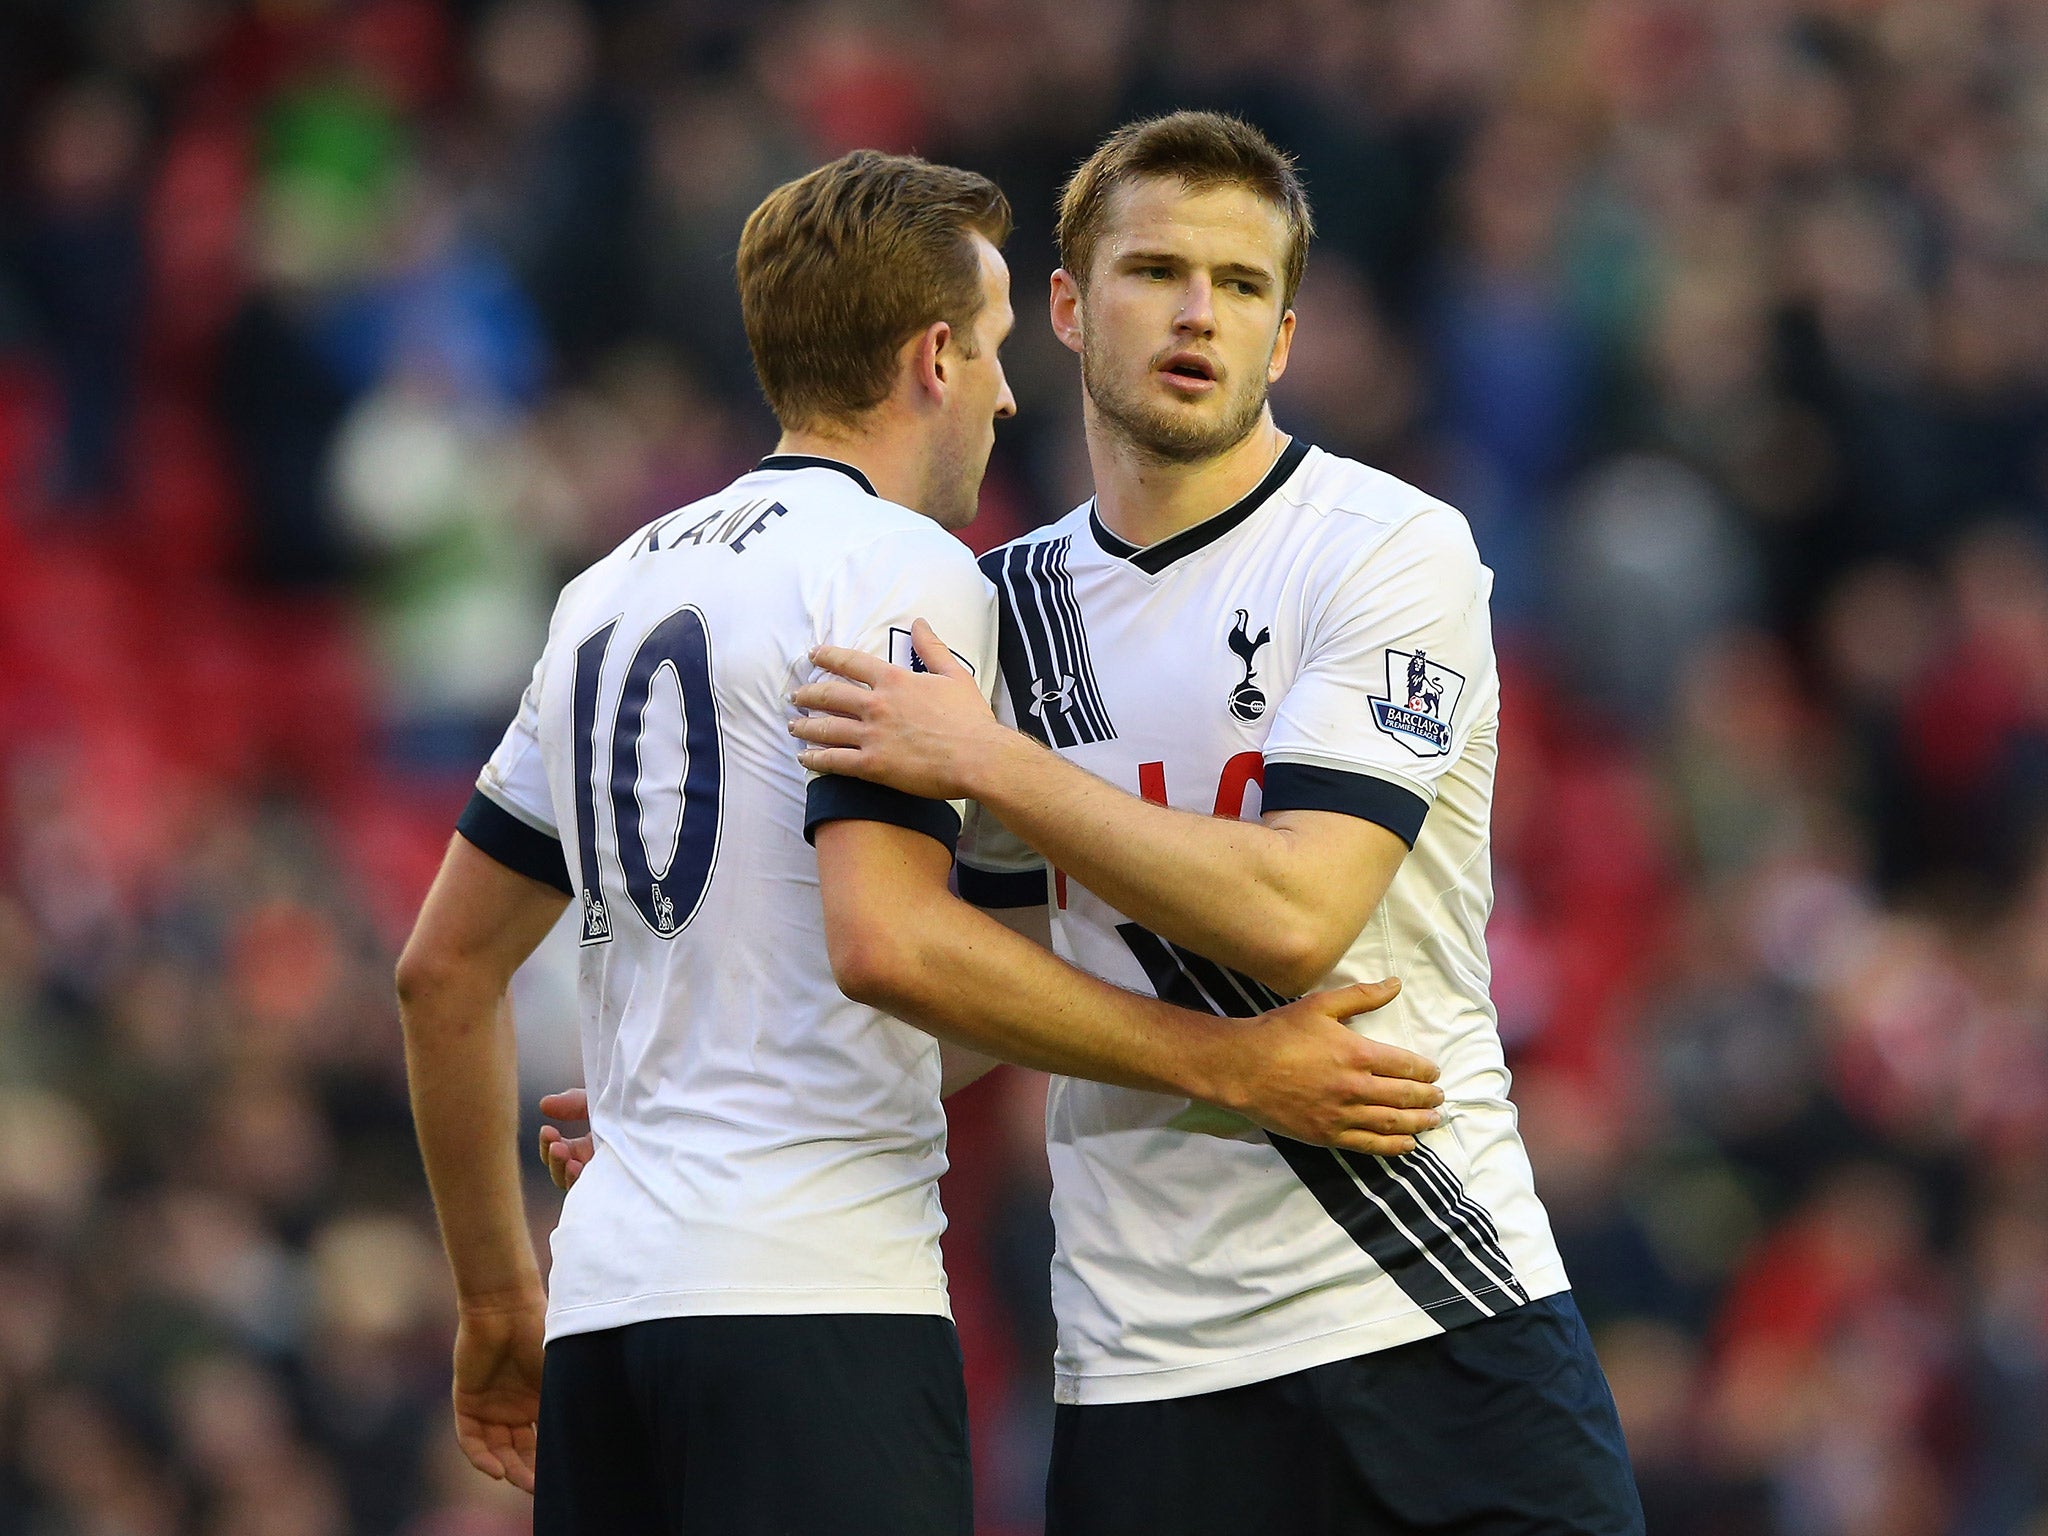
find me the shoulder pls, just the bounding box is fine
[817,498,992,612]
[1283,447,1484,588]
[976,501,1093,579]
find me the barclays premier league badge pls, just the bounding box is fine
[1369,648,1464,757]
[888,626,973,676]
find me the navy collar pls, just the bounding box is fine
[756,454,878,498]
[1089,438,1312,574]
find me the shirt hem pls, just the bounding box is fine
[545,1285,953,1343]
[1052,1260,1570,1405]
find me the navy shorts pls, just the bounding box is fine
[1046,1292,1644,1536]
[534,1313,971,1536]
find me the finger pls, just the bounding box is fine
[1353,1074,1445,1110]
[791,678,875,717]
[502,1425,539,1495]
[1350,1037,1440,1085]
[909,618,973,680]
[789,713,864,748]
[1348,1103,1442,1136]
[808,645,891,686]
[796,747,869,777]
[1317,977,1401,1017]
[455,1422,507,1481]
[1332,1130,1419,1157]
[568,1135,596,1161]
[538,1089,587,1121]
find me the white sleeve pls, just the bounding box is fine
[1260,505,1495,847]
[476,649,558,835]
[457,645,574,893]
[802,525,1001,852]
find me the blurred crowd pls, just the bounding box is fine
[4,1,2048,1532]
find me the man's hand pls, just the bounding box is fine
[452,1292,547,1494]
[538,1089,594,1191]
[1212,979,1445,1155]
[791,618,1008,800]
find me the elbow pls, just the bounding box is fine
[827,923,924,1015]
[394,941,457,1018]
[1260,925,1352,999]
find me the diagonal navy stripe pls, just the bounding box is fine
[1268,1136,1489,1328]
[1403,1148,1508,1261]
[1412,1141,1517,1281]
[1412,1143,1506,1245]
[1116,924,1230,1016]
[1112,921,1500,1326]
[1407,1145,1528,1302]
[1375,1152,1527,1304]
[1177,946,1272,1018]
[1343,1150,1519,1313]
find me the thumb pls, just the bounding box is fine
[910,618,972,681]
[1316,977,1401,1020]
[539,1088,588,1121]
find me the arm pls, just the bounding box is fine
[538,897,1037,1191]
[960,742,1399,997]
[793,624,1401,995]
[937,901,1048,1096]
[813,817,1439,1151]
[396,834,570,1493]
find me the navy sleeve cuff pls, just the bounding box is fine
[804,776,961,855]
[954,861,1048,908]
[456,789,574,894]
[1262,762,1429,848]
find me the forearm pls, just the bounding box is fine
[401,984,543,1306]
[839,886,1236,1104]
[969,733,1326,990]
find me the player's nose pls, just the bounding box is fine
[1175,275,1217,336]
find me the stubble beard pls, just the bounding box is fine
[923,413,985,531]
[1082,345,1270,466]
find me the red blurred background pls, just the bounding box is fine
[4,3,2048,1533]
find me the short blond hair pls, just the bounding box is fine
[738,151,1013,431]
[1058,112,1314,306]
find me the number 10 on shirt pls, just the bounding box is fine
[570,607,725,946]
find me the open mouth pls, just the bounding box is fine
[1158,352,1219,390]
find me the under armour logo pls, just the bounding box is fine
[1030,674,1078,715]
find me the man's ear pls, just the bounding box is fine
[910,320,952,402]
[1267,307,1296,384]
[1049,269,1084,357]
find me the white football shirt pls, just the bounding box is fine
[957,439,1568,1404]
[461,456,999,1343]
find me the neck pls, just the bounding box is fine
[773,425,925,515]
[1086,409,1291,550]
